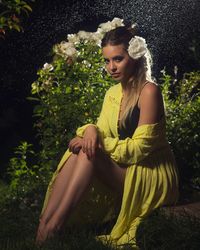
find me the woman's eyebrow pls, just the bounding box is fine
[113,55,123,59]
[104,55,123,60]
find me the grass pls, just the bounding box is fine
[136,209,200,250]
[0,180,117,250]
[0,180,200,250]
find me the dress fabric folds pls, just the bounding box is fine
[41,83,179,248]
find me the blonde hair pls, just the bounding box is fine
[101,26,154,129]
[120,49,153,128]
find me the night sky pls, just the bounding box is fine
[0,0,200,174]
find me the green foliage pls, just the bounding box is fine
[0,0,34,38]
[161,70,200,187]
[30,40,115,166]
[7,141,52,193]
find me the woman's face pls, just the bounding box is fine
[102,44,136,83]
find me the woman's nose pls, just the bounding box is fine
[110,61,117,72]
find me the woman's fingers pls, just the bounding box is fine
[87,140,93,159]
[68,138,76,151]
[72,141,82,154]
[82,138,97,159]
[69,136,98,159]
[91,139,96,158]
[82,139,91,157]
[69,137,82,153]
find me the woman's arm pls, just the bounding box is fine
[137,83,164,126]
[76,89,112,138]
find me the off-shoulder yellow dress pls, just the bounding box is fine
[41,83,179,249]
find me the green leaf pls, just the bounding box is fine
[12,23,21,32]
[23,4,32,12]
[26,96,40,101]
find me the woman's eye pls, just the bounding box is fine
[115,57,123,62]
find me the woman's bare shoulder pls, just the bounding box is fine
[142,81,160,93]
[140,81,162,101]
[138,81,164,124]
[138,81,163,109]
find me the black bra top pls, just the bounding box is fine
[118,103,140,140]
[118,81,151,140]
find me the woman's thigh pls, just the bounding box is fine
[94,148,127,195]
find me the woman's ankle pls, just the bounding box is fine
[39,215,49,225]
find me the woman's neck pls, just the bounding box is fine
[121,76,135,96]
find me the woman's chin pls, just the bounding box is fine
[112,75,122,81]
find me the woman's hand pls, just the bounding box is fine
[82,125,101,159]
[68,136,83,154]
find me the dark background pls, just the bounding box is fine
[0,0,200,175]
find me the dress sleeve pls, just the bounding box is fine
[101,124,161,165]
[76,90,111,138]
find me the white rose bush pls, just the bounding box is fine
[30,19,122,162]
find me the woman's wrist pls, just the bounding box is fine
[84,124,98,133]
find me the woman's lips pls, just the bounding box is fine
[111,73,120,77]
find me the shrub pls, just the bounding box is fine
[7,141,52,195]
[161,69,200,188]
[30,28,115,168]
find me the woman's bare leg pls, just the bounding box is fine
[36,148,127,244]
[39,153,78,224]
[49,149,127,226]
[36,149,95,243]
[36,153,78,243]
[94,148,127,196]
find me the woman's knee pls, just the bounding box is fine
[76,149,96,166]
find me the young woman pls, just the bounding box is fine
[36,25,179,248]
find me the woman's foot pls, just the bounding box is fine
[36,218,61,246]
[35,220,48,246]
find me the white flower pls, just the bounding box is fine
[128,36,147,59]
[77,30,91,40]
[54,41,77,59]
[60,41,77,57]
[160,67,166,76]
[131,23,138,29]
[97,17,124,35]
[92,31,104,46]
[78,31,98,44]
[43,63,54,71]
[112,17,124,27]
[43,78,52,86]
[67,33,80,44]
[83,60,91,68]
[174,65,178,75]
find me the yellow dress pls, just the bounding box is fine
[41,83,179,248]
